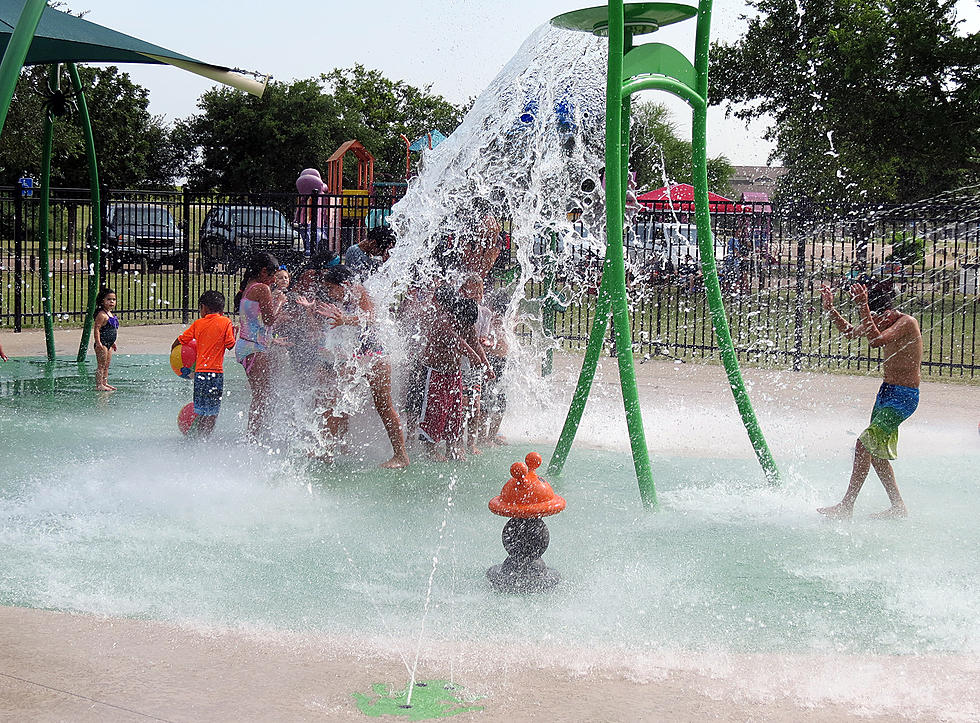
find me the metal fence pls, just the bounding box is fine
[514,200,980,378]
[2,187,978,377]
[0,184,404,329]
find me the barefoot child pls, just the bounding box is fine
[817,280,922,519]
[173,291,236,438]
[317,264,411,468]
[93,288,118,391]
[479,290,510,447]
[412,286,490,461]
[234,252,283,440]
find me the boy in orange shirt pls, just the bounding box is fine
[172,291,236,438]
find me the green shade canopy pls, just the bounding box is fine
[551,2,697,36]
[0,0,267,95]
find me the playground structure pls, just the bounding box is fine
[0,0,266,363]
[325,139,375,249]
[547,0,781,506]
[399,129,448,179]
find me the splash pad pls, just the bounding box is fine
[2,2,980,720]
[1,356,978,719]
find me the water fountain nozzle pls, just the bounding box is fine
[487,453,565,593]
[488,452,566,518]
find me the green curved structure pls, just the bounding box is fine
[0,0,266,361]
[548,1,780,506]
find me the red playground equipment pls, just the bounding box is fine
[326,140,374,248]
[325,139,374,195]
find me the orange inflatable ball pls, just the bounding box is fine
[177,402,197,436]
[170,339,197,379]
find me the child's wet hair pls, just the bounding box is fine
[95,287,115,312]
[366,225,396,252]
[868,279,895,313]
[434,285,478,331]
[199,290,225,314]
[299,251,340,275]
[320,264,353,287]
[234,252,280,312]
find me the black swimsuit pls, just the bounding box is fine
[99,315,119,347]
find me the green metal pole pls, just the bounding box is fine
[0,0,45,138]
[68,63,102,362]
[689,1,780,484]
[606,21,656,507]
[39,65,58,361]
[548,268,612,476]
[547,1,657,507]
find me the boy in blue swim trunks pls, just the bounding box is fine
[173,291,236,439]
[818,280,922,519]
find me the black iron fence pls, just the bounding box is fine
[0,184,404,329]
[514,200,980,378]
[2,187,978,377]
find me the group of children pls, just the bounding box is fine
[85,228,512,467]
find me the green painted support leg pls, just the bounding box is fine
[39,67,57,361]
[547,271,612,477]
[69,63,103,363]
[0,0,45,137]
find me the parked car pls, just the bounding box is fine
[89,203,185,271]
[198,205,304,272]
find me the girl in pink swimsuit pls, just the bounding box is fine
[233,252,282,440]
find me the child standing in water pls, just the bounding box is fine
[173,291,236,439]
[479,290,510,447]
[412,286,489,462]
[93,288,118,391]
[234,252,283,440]
[818,280,923,519]
[316,264,411,468]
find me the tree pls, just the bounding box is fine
[629,100,734,194]
[322,65,468,182]
[709,0,980,203]
[173,78,341,193]
[0,65,178,188]
[173,66,469,192]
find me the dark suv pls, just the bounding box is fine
[198,205,304,272]
[92,203,185,270]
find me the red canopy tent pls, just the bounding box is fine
[636,183,744,213]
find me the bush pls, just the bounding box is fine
[887,232,925,266]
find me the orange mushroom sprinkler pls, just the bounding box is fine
[487,452,565,593]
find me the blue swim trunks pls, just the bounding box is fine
[193,371,224,417]
[859,382,919,460]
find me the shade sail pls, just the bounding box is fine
[0,0,266,96]
[636,183,744,212]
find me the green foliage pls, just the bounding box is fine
[887,231,925,266]
[172,77,340,193]
[629,101,734,195]
[709,0,979,203]
[323,65,468,183]
[0,65,177,188]
[175,65,469,192]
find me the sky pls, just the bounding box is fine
[78,0,980,167]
